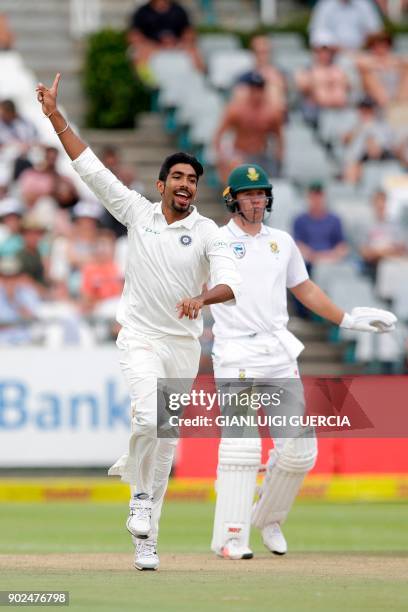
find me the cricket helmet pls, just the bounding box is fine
[223,164,273,213]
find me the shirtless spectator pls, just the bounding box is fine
[342,96,394,183]
[128,0,204,77]
[309,0,382,51]
[19,146,60,208]
[214,71,284,182]
[295,32,349,127]
[245,35,287,119]
[360,190,407,280]
[0,13,14,50]
[357,31,408,109]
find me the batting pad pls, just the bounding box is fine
[252,435,317,529]
[211,438,261,553]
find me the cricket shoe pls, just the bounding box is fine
[126,494,152,539]
[218,539,254,560]
[262,522,287,555]
[133,537,159,571]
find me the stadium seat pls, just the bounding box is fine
[268,33,304,51]
[360,161,406,195]
[208,49,254,90]
[311,261,360,293]
[265,179,302,232]
[149,51,196,87]
[376,257,408,300]
[318,108,358,146]
[393,283,408,322]
[274,50,311,76]
[198,33,241,63]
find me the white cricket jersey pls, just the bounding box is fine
[210,220,309,366]
[71,148,240,339]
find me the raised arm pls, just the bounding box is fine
[36,73,87,161]
[36,74,149,227]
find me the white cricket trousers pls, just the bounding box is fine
[115,328,201,540]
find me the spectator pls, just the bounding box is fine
[19,146,60,208]
[0,197,24,256]
[128,0,204,75]
[309,0,382,51]
[0,13,14,50]
[295,31,349,127]
[99,145,141,237]
[49,200,102,296]
[0,255,41,345]
[293,181,349,272]
[359,190,407,280]
[357,31,408,109]
[246,35,287,119]
[214,71,284,181]
[17,216,48,291]
[342,96,394,183]
[80,230,123,315]
[0,99,38,150]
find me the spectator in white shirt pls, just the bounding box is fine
[309,0,382,51]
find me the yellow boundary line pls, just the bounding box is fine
[0,475,408,503]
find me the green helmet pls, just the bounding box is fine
[223,164,273,212]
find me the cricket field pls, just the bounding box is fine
[0,499,407,611]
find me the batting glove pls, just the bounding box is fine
[340,307,397,333]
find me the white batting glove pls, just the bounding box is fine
[340,307,397,333]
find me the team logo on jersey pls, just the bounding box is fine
[269,241,280,254]
[247,167,260,181]
[180,234,192,246]
[231,242,246,259]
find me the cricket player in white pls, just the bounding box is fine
[210,164,397,560]
[36,75,241,571]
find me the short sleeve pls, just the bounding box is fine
[286,235,309,288]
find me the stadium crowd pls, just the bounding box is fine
[0,0,407,369]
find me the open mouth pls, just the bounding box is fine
[174,190,192,206]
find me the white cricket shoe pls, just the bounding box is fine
[133,537,159,571]
[217,539,254,560]
[126,495,152,538]
[262,522,287,555]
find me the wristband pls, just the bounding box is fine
[55,123,69,136]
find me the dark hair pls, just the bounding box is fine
[0,99,16,114]
[158,152,204,182]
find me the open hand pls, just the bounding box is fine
[176,296,204,320]
[36,72,61,117]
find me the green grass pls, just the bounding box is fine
[0,501,407,554]
[1,501,407,611]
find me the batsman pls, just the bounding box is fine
[210,164,398,560]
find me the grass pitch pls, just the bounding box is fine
[0,500,407,611]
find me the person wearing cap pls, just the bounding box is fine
[293,181,349,276]
[309,0,382,51]
[295,31,349,128]
[341,96,395,183]
[0,197,24,257]
[213,70,284,182]
[210,163,396,561]
[35,73,240,571]
[0,255,41,345]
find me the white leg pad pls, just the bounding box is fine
[252,435,317,529]
[211,437,262,553]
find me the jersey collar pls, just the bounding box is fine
[228,219,270,237]
[153,202,200,229]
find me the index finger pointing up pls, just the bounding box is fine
[51,73,61,94]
